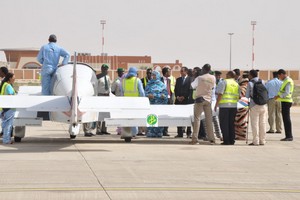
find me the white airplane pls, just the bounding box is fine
[0,54,194,142]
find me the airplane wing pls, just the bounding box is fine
[0,95,70,111]
[18,86,42,95]
[0,95,151,112]
[78,96,151,111]
[108,104,192,118]
[1,85,194,127]
[78,96,194,126]
[105,104,195,127]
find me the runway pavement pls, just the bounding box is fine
[0,107,300,200]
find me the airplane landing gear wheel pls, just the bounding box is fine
[14,126,25,142]
[70,135,76,139]
[14,136,22,143]
[124,137,132,143]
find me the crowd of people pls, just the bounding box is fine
[83,61,295,145]
[0,34,295,145]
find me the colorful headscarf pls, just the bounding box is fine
[145,70,168,105]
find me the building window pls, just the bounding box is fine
[173,65,181,71]
[153,65,161,71]
[23,62,41,69]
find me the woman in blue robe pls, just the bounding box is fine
[145,70,168,137]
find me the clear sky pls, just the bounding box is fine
[1,0,299,70]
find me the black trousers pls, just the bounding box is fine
[199,120,206,139]
[177,126,192,137]
[219,107,237,144]
[163,97,174,134]
[281,102,293,138]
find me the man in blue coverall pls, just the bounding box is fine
[37,34,70,95]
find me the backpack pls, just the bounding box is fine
[251,79,268,105]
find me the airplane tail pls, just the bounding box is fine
[64,52,83,125]
[71,52,78,124]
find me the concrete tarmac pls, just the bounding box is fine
[0,107,300,200]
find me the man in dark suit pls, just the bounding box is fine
[174,66,192,138]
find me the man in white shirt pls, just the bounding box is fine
[160,67,173,136]
[96,64,111,135]
[245,70,267,145]
[111,68,125,96]
[190,64,216,145]
[265,71,282,134]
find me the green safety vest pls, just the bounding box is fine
[219,79,239,104]
[122,77,139,97]
[192,89,196,100]
[0,82,9,95]
[278,77,294,103]
[143,78,148,88]
[0,82,15,111]
[170,75,175,93]
[0,82,8,111]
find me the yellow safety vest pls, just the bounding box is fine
[192,89,196,100]
[219,79,239,104]
[0,82,15,111]
[0,82,8,111]
[122,77,139,97]
[278,77,294,103]
[0,82,9,95]
[170,75,176,93]
[143,78,148,88]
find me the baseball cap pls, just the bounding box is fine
[117,68,124,72]
[101,64,109,69]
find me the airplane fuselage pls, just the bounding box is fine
[51,63,99,125]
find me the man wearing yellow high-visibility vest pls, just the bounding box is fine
[275,69,294,141]
[215,71,240,145]
[140,68,152,90]
[169,75,176,103]
[122,67,145,97]
[121,67,145,136]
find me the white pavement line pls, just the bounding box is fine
[0,187,299,193]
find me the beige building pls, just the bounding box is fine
[0,49,183,81]
[0,48,299,85]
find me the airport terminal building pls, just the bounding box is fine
[0,48,299,84]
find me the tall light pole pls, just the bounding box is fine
[251,21,257,69]
[228,33,234,71]
[100,20,106,55]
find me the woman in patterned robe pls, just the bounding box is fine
[235,73,249,140]
[145,70,168,137]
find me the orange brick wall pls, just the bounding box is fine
[11,69,300,86]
